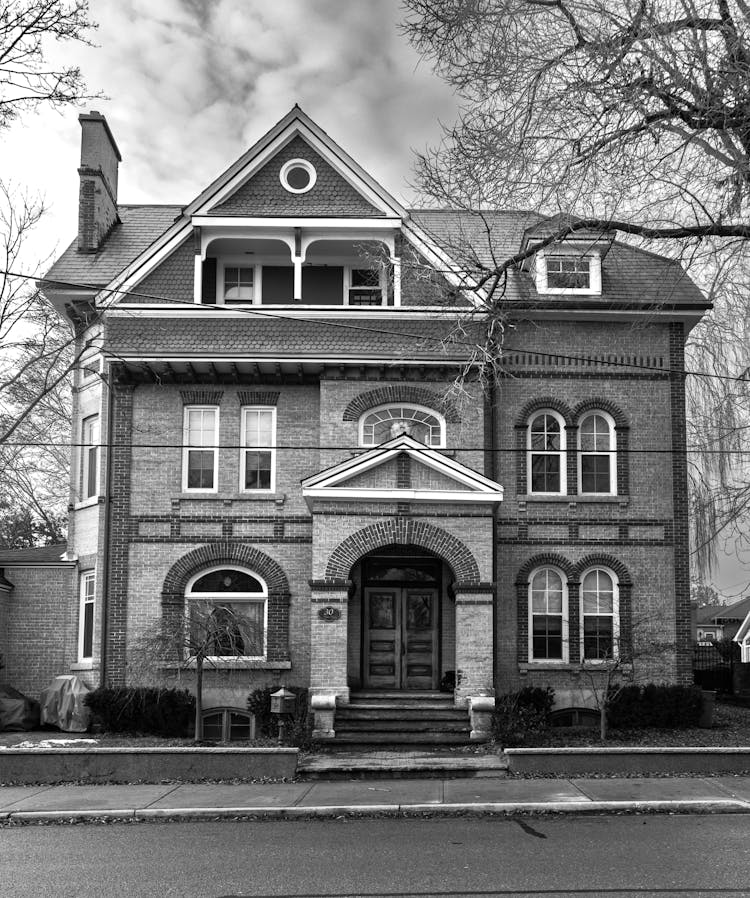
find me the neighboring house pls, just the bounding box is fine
[734,609,750,663]
[0,108,709,741]
[693,604,727,644]
[714,596,750,642]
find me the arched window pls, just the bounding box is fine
[527,410,566,494]
[185,566,268,660]
[359,404,445,447]
[578,412,616,494]
[580,568,619,661]
[529,567,568,662]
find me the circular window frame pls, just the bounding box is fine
[279,158,317,194]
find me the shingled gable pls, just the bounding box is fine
[301,433,504,508]
[102,107,486,307]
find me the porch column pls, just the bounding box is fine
[453,583,495,738]
[309,579,350,739]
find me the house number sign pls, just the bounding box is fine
[318,606,341,621]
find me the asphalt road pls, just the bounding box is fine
[1,813,749,898]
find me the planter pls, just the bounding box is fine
[0,746,299,784]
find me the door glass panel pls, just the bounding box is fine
[369,593,395,628]
[366,561,439,583]
[407,594,432,629]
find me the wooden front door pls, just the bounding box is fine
[364,587,439,689]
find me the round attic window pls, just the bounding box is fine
[280,158,316,194]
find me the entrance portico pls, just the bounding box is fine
[302,435,502,741]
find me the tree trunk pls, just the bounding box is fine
[194,656,204,742]
[600,702,608,741]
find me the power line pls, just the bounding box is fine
[6,268,748,384]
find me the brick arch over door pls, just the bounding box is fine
[343,387,461,423]
[325,520,482,585]
[161,542,291,662]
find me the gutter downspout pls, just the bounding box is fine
[99,362,115,687]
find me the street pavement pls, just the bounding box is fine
[2,774,750,822]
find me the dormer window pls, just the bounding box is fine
[536,251,601,295]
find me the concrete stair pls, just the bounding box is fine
[328,690,472,749]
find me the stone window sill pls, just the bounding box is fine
[522,495,628,504]
[70,661,97,671]
[159,660,292,671]
[519,662,632,673]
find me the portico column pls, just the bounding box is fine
[453,583,495,739]
[309,579,351,739]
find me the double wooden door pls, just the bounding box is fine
[363,586,439,689]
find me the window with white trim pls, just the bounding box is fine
[81,414,100,499]
[529,567,568,662]
[536,251,601,295]
[241,407,275,492]
[223,266,254,304]
[528,411,566,494]
[578,412,616,494]
[580,568,619,661]
[78,571,95,661]
[359,404,445,447]
[185,567,268,660]
[182,406,219,492]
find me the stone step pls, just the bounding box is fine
[340,703,464,715]
[329,732,472,746]
[336,720,470,734]
[351,691,449,700]
[337,708,466,722]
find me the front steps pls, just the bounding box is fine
[326,690,473,749]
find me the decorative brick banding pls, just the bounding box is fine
[161,542,291,662]
[238,391,280,406]
[325,520,480,584]
[179,390,224,405]
[342,387,460,422]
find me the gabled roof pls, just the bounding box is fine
[715,596,750,622]
[301,434,503,507]
[694,604,728,625]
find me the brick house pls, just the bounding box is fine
[0,107,708,742]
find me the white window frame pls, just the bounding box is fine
[81,414,100,500]
[358,403,446,448]
[528,566,569,663]
[578,411,617,495]
[79,354,101,385]
[535,250,602,295]
[240,406,276,493]
[279,158,317,194]
[220,264,256,305]
[78,570,96,661]
[527,409,566,495]
[185,566,269,662]
[579,567,620,663]
[182,405,219,493]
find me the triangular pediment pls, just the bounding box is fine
[302,434,504,506]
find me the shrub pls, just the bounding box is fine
[492,686,555,746]
[84,686,194,736]
[247,686,311,747]
[607,683,703,729]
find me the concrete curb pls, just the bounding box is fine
[2,798,750,824]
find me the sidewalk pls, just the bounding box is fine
[2,775,750,822]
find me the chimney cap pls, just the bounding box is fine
[78,110,122,162]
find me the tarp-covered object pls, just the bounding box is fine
[39,675,91,732]
[0,685,40,731]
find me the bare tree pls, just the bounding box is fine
[0,0,98,132]
[402,0,750,576]
[128,603,263,742]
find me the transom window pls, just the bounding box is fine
[578,412,616,494]
[546,255,591,290]
[359,404,445,448]
[529,567,568,662]
[182,406,219,492]
[528,411,565,494]
[186,566,267,660]
[224,266,254,303]
[241,407,275,492]
[581,568,619,661]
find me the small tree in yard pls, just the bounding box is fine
[128,602,262,742]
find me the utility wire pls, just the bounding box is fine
[5,268,748,384]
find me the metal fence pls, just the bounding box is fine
[693,644,734,693]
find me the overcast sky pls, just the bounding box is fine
[3,0,458,264]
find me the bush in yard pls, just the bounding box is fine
[492,686,555,746]
[247,686,310,747]
[607,683,703,729]
[84,686,194,736]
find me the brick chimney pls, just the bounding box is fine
[77,111,121,253]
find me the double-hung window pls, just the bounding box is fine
[183,406,219,492]
[81,414,100,499]
[78,571,96,661]
[578,412,616,494]
[241,407,275,492]
[529,567,568,662]
[581,568,618,661]
[528,411,566,494]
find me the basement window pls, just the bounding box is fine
[201,708,254,742]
